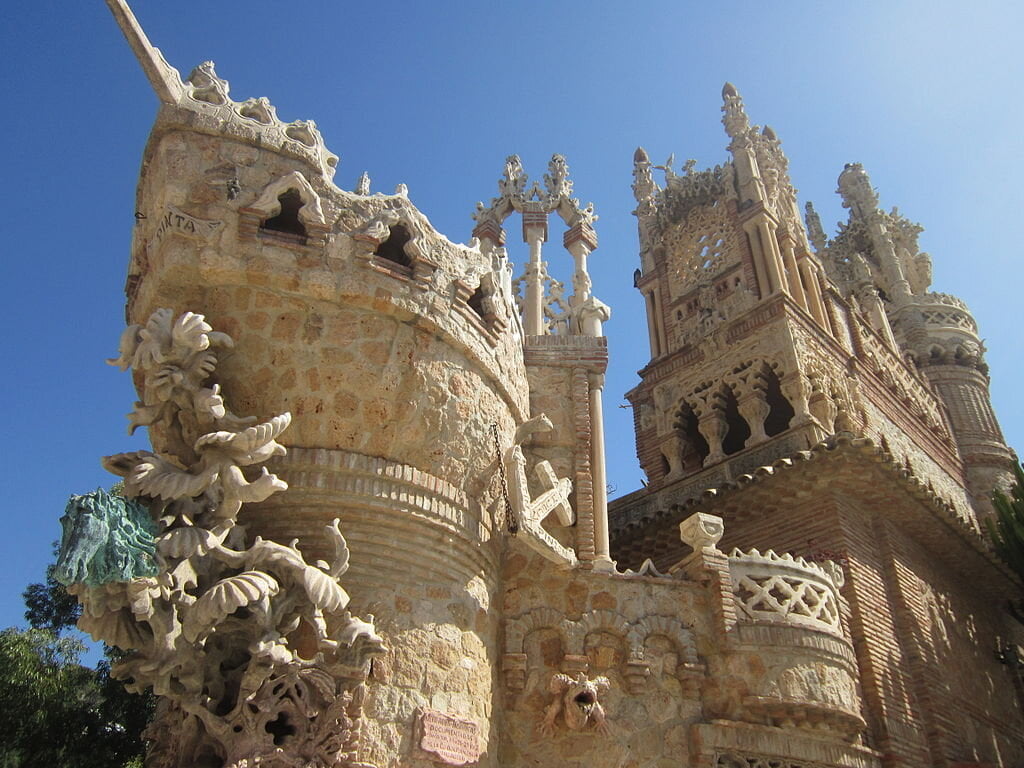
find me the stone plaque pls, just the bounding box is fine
[417,708,480,765]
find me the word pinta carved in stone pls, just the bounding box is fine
[540,673,611,736]
[56,308,385,768]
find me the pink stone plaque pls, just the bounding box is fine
[417,708,480,765]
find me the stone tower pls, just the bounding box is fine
[103,2,612,766]
[611,84,1024,765]
[617,83,1013,547]
[828,161,1016,518]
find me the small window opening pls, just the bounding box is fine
[763,369,795,437]
[265,712,296,746]
[674,404,709,470]
[720,388,750,455]
[468,286,487,319]
[261,189,307,241]
[659,453,671,477]
[374,224,412,267]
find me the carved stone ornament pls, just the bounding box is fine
[540,672,611,736]
[55,309,385,768]
[500,414,577,568]
[678,511,724,551]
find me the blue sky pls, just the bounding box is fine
[1,1,1021,633]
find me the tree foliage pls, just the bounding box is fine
[986,462,1024,589]
[0,546,152,768]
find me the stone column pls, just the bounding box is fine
[589,373,615,572]
[698,410,728,466]
[799,260,828,329]
[643,290,661,357]
[522,212,548,336]
[579,297,611,338]
[564,222,597,306]
[780,373,813,427]
[781,239,808,310]
[744,222,771,297]
[757,219,788,296]
[858,284,898,350]
[738,389,770,446]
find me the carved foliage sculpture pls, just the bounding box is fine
[57,309,385,768]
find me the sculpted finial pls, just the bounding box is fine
[805,201,828,252]
[837,162,879,217]
[632,146,657,204]
[721,81,750,138]
[355,171,371,195]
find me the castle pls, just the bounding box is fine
[65,3,1024,767]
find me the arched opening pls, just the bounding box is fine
[374,224,412,267]
[659,453,671,478]
[260,189,307,242]
[720,387,750,455]
[763,368,795,437]
[468,285,487,319]
[674,403,709,469]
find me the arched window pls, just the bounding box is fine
[762,368,795,437]
[260,189,307,242]
[674,403,709,469]
[720,386,750,455]
[374,224,412,267]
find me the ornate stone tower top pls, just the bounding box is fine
[618,84,1011,534]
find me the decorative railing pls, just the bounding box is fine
[854,313,946,431]
[728,548,844,635]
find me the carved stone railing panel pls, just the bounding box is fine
[728,548,844,636]
[854,314,946,430]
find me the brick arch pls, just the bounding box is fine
[504,607,569,654]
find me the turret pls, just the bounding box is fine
[616,86,979,537]
[823,162,1016,519]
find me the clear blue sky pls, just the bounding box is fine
[1,1,1021,632]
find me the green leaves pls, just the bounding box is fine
[985,462,1024,589]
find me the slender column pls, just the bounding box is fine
[579,298,611,338]
[643,291,660,357]
[780,373,813,427]
[738,391,770,446]
[589,374,615,572]
[522,219,547,336]
[781,241,807,309]
[697,411,728,466]
[650,287,668,354]
[859,284,898,350]
[744,223,771,297]
[564,223,597,306]
[757,220,787,295]
[799,260,828,329]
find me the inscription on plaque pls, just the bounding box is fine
[417,708,480,766]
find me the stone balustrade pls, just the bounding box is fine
[727,547,844,636]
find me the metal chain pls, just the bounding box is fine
[490,423,518,536]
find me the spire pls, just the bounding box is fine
[105,0,183,104]
[721,82,750,139]
[804,202,828,253]
[837,162,879,220]
[632,147,657,204]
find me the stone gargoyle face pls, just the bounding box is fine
[551,673,610,731]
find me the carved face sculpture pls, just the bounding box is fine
[557,673,610,731]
